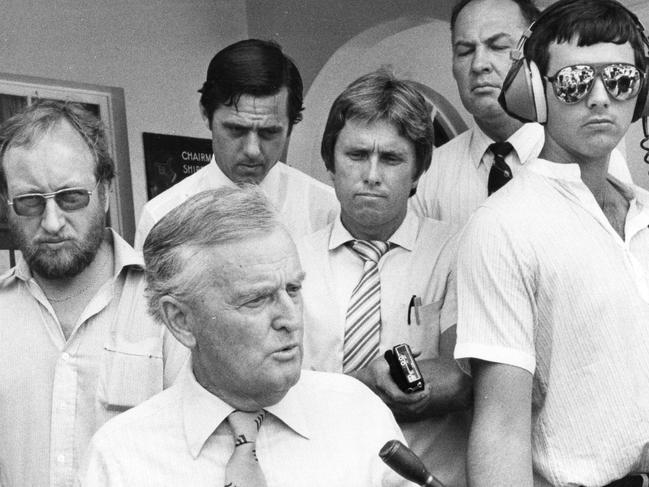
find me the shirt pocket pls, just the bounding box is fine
[97,337,164,414]
[408,299,443,358]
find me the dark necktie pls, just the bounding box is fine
[343,240,390,373]
[487,141,514,195]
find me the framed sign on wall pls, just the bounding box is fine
[142,132,213,200]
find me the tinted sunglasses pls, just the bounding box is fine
[545,63,644,104]
[8,181,100,217]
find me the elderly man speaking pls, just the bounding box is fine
[79,186,414,487]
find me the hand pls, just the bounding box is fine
[349,356,431,422]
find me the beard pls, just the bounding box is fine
[9,204,106,279]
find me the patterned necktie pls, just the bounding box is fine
[343,240,390,373]
[487,141,514,195]
[224,410,267,487]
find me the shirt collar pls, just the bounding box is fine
[205,156,238,189]
[13,227,142,283]
[328,209,419,252]
[468,121,544,169]
[206,155,283,197]
[181,365,234,459]
[526,157,636,188]
[526,157,649,237]
[182,365,311,459]
[526,157,583,182]
[613,175,649,238]
[264,375,311,440]
[110,228,144,275]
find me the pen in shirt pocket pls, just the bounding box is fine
[407,295,422,325]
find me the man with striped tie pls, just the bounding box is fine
[297,70,472,487]
[78,186,413,487]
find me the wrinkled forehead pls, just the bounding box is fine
[183,228,301,283]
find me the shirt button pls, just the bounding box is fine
[61,352,70,361]
[57,454,65,463]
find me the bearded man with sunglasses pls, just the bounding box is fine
[454,1,649,486]
[0,100,188,487]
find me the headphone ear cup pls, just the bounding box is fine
[633,74,649,122]
[528,61,547,124]
[499,57,547,123]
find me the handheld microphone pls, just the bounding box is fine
[379,440,446,487]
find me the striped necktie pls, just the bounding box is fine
[224,410,267,487]
[487,141,514,195]
[343,240,390,373]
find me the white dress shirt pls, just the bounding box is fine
[410,122,632,226]
[79,366,414,487]
[134,157,339,248]
[297,210,469,487]
[0,230,188,487]
[455,159,649,486]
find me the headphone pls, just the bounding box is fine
[499,0,649,124]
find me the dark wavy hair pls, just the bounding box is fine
[524,0,648,77]
[199,39,304,133]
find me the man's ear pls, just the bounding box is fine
[160,296,198,349]
[199,102,211,130]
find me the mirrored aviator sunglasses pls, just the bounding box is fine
[545,63,645,104]
[8,182,99,217]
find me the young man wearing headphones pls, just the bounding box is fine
[410,0,634,226]
[455,0,649,485]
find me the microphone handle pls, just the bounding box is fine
[379,440,447,487]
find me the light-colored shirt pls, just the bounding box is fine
[455,159,649,487]
[410,122,632,225]
[78,366,415,487]
[134,157,339,248]
[297,210,469,487]
[0,229,189,487]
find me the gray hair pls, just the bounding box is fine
[143,185,282,323]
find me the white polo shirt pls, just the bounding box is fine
[455,158,649,486]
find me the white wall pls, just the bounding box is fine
[0,0,248,229]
